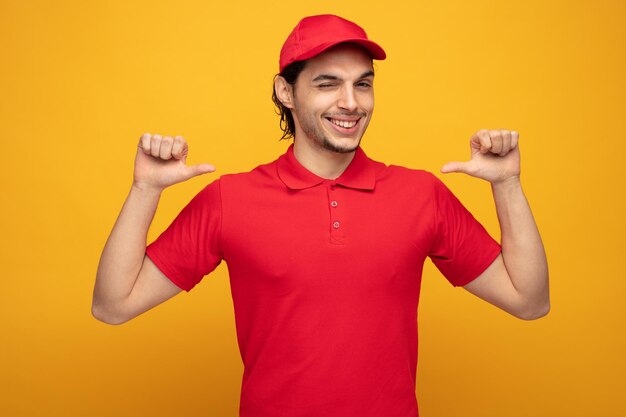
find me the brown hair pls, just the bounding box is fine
[272,60,307,140]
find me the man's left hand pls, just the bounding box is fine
[441,129,521,184]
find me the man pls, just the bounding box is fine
[93,14,549,417]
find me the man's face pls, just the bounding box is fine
[290,44,375,154]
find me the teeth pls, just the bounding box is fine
[329,119,357,128]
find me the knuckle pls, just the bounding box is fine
[139,133,150,148]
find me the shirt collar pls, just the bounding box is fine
[276,144,377,191]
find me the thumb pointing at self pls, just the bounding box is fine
[441,161,474,175]
[179,163,216,182]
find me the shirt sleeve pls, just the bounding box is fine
[146,179,223,292]
[428,176,501,287]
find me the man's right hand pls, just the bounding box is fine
[134,133,216,191]
[93,133,214,324]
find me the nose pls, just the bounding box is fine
[337,85,357,112]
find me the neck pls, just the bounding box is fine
[292,138,356,180]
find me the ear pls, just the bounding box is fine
[274,76,295,109]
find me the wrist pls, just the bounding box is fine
[131,181,165,196]
[491,175,522,193]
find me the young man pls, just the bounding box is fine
[93,14,549,417]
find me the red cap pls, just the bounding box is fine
[279,14,386,72]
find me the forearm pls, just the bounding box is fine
[93,183,162,314]
[492,177,549,314]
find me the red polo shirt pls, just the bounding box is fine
[146,145,500,417]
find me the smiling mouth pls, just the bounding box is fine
[326,117,359,129]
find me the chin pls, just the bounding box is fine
[321,134,363,154]
[322,140,360,154]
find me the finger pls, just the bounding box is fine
[180,139,189,163]
[150,134,162,158]
[500,129,512,156]
[139,133,152,155]
[180,163,216,181]
[490,130,503,154]
[511,130,519,149]
[476,129,492,154]
[172,136,186,160]
[441,161,473,175]
[159,136,174,160]
[469,134,482,152]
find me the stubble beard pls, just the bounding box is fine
[299,115,366,154]
[321,136,359,154]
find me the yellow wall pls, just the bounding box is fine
[2,0,624,416]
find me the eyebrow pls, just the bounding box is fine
[312,70,375,82]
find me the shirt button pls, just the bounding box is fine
[330,200,338,208]
[332,221,340,229]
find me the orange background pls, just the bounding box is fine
[1,1,625,416]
